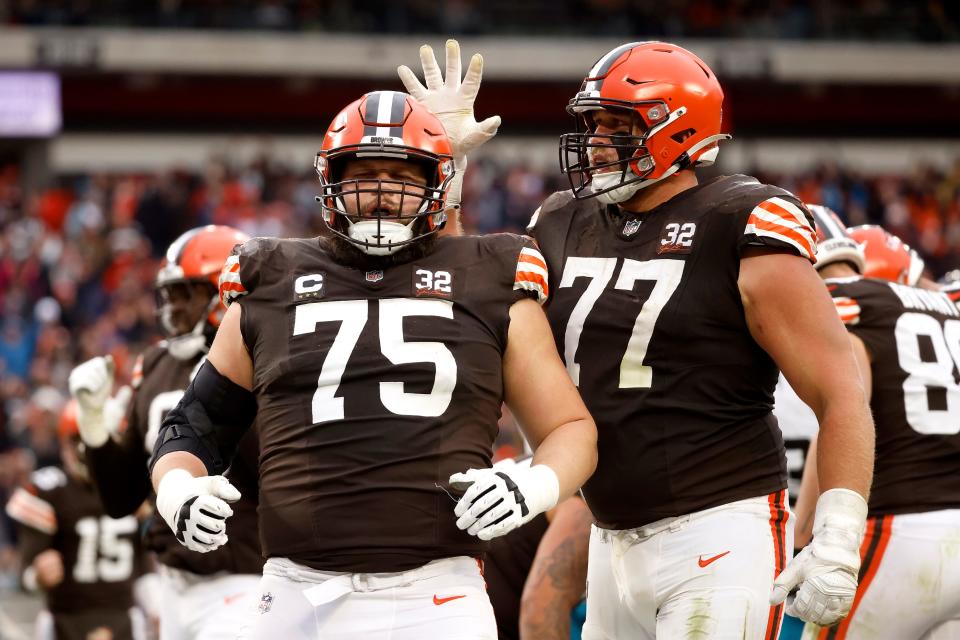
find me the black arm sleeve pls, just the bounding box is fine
[149,361,257,476]
[87,424,152,519]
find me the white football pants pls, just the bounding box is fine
[802,509,960,640]
[583,491,793,640]
[157,566,260,640]
[239,556,497,640]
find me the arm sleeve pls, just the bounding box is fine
[511,237,550,305]
[86,423,151,519]
[738,196,817,263]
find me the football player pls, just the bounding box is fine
[68,225,263,640]
[6,399,147,640]
[402,41,875,638]
[148,92,598,640]
[848,224,927,287]
[795,219,960,639]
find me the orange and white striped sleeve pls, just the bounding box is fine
[218,251,248,307]
[5,487,57,535]
[831,296,861,326]
[513,244,550,305]
[742,197,817,263]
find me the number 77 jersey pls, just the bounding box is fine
[528,175,817,530]
[827,276,960,516]
[220,233,546,573]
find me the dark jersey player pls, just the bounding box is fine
[6,400,146,640]
[68,225,263,640]
[401,40,876,638]
[147,92,598,640]
[795,218,960,639]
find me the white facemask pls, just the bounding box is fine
[591,171,645,204]
[347,219,416,256]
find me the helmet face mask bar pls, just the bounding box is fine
[315,147,453,257]
[315,91,455,256]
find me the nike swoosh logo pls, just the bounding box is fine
[433,594,467,605]
[697,551,730,568]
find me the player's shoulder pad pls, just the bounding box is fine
[478,233,549,305]
[721,174,816,263]
[134,343,170,386]
[5,468,65,534]
[527,189,595,234]
[219,236,286,306]
[824,276,871,326]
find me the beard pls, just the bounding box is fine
[321,226,439,270]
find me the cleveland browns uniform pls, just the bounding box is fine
[6,467,144,640]
[804,277,960,639]
[86,343,262,638]
[222,232,546,574]
[530,174,814,639]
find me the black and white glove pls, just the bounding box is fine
[449,463,559,541]
[397,39,501,210]
[771,488,868,626]
[156,469,240,553]
[68,355,132,447]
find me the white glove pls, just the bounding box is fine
[398,39,501,208]
[68,355,132,447]
[155,469,240,554]
[771,488,868,626]
[450,463,559,541]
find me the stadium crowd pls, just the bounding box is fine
[2,0,959,42]
[1,152,959,587]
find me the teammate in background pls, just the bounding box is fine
[484,457,592,640]
[795,219,960,639]
[6,399,147,640]
[402,41,875,637]
[848,224,931,288]
[148,92,597,640]
[68,225,263,640]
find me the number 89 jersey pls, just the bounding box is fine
[827,276,960,516]
[222,233,546,573]
[529,175,816,530]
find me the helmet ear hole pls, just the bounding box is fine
[671,128,696,143]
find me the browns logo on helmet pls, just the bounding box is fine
[560,42,731,204]
[315,91,455,256]
[156,225,251,360]
[848,225,924,285]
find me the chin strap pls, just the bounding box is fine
[166,295,219,361]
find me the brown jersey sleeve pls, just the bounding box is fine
[736,193,817,263]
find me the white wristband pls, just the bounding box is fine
[525,463,560,516]
[155,468,195,532]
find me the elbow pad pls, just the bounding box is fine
[149,361,256,476]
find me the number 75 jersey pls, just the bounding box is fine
[220,233,546,573]
[827,276,960,517]
[529,175,817,530]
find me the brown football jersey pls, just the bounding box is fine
[221,233,545,572]
[6,467,141,615]
[87,343,263,575]
[828,276,960,516]
[529,175,817,529]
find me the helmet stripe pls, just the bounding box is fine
[165,227,205,266]
[362,91,406,140]
[362,91,381,138]
[388,91,406,138]
[585,42,645,92]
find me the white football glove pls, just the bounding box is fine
[450,463,559,541]
[68,355,132,447]
[156,469,240,554]
[397,39,501,209]
[770,488,868,626]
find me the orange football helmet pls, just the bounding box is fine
[58,398,80,440]
[560,42,731,203]
[156,225,250,360]
[807,204,864,273]
[848,225,925,285]
[315,91,455,255]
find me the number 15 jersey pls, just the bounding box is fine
[529,175,817,530]
[221,233,546,573]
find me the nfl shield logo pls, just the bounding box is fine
[623,219,641,236]
[259,592,274,614]
[365,270,384,283]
